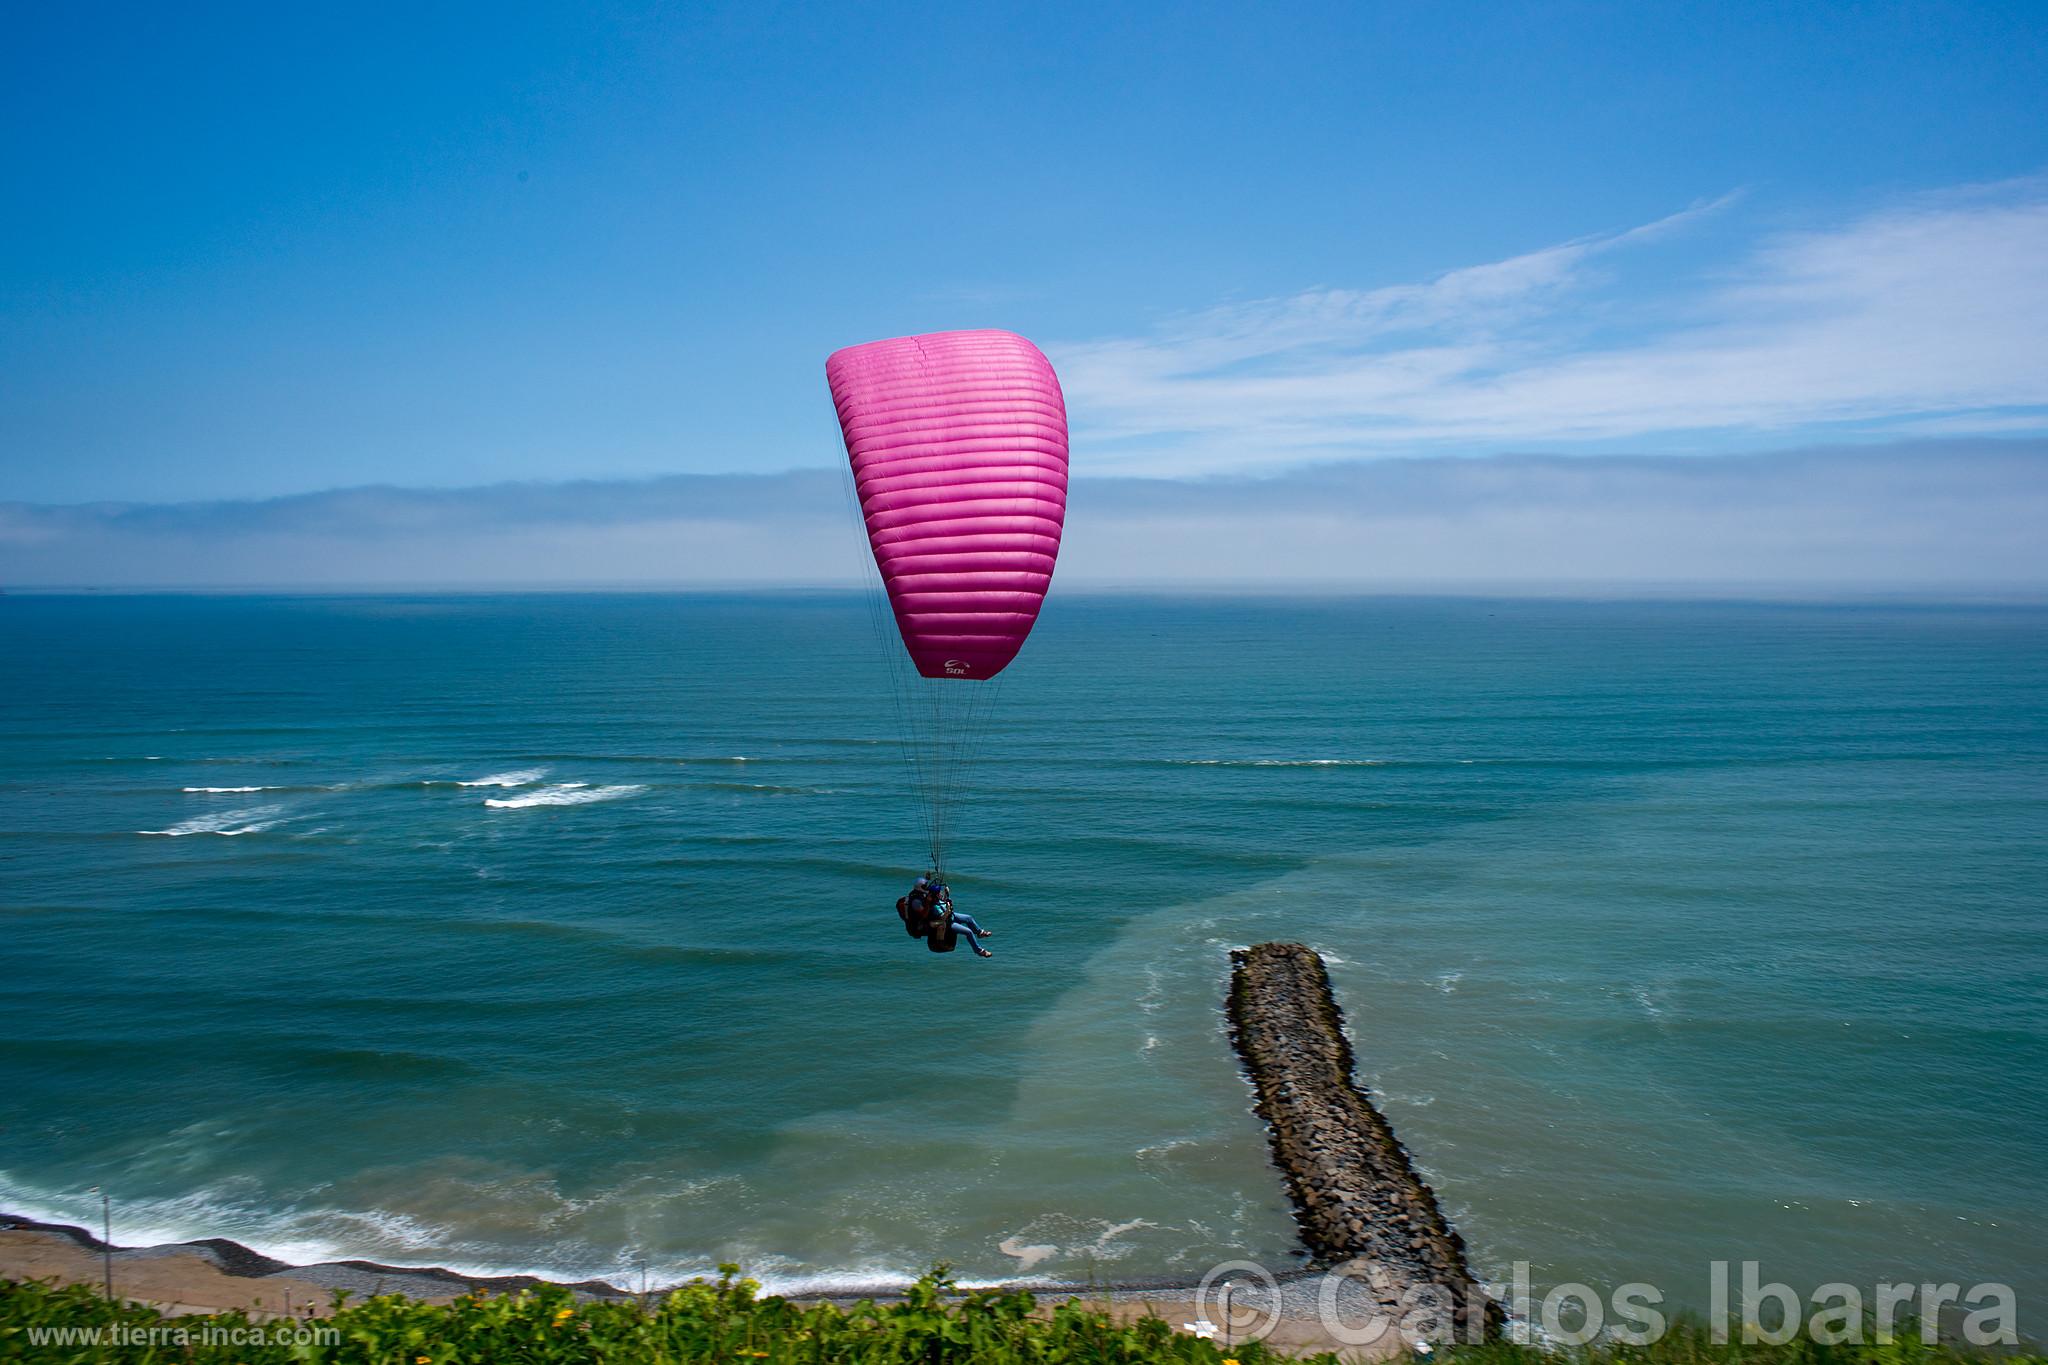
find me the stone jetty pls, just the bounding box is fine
[1227,942,1500,1340]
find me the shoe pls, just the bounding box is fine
[973,945,994,958]
[977,929,994,938]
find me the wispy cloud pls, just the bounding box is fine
[3,441,2043,591]
[1053,180,2048,471]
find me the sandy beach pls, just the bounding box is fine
[1,1212,1418,1359]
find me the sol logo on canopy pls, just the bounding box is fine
[943,659,972,676]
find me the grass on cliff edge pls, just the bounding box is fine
[1,1268,2037,1364]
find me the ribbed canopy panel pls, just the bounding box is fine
[828,329,1069,680]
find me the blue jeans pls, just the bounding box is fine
[948,912,987,947]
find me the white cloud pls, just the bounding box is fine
[1052,181,2048,471]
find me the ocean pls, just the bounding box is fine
[1,592,2043,1315]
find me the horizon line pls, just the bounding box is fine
[8,581,2047,605]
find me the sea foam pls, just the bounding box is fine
[1168,758,1385,767]
[140,806,284,837]
[484,783,645,809]
[456,769,545,788]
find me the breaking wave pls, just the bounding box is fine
[484,784,645,809]
[140,806,284,837]
[455,769,546,788]
[1165,758,1385,767]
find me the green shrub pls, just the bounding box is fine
[1,1268,2037,1364]
[0,1266,1281,1364]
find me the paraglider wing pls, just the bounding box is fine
[828,330,1069,680]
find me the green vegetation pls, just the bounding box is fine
[3,1268,1251,1364]
[1,1268,2038,1364]
[1436,1325,2040,1365]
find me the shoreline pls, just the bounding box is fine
[3,944,1492,1356]
[0,1210,1346,1305]
[0,1212,1415,1358]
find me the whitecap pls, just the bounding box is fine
[140,806,284,837]
[485,783,645,810]
[1168,757,1383,767]
[183,786,268,794]
[456,769,546,788]
[1253,758,1382,766]
[1135,1137,1193,1160]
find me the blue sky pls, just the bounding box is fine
[4,1,2046,507]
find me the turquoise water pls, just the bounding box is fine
[1,593,2043,1314]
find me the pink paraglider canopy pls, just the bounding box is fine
[828,329,1069,680]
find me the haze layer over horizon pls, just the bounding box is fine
[5,440,2043,593]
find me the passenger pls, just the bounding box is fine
[937,901,994,958]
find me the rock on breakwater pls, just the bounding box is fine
[1228,942,1500,1339]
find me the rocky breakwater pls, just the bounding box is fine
[1227,942,1500,1341]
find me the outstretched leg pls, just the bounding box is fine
[950,911,990,937]
[951,921,993,957]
